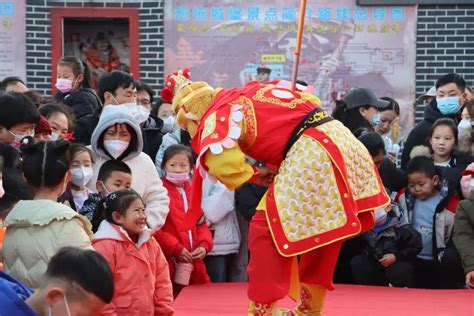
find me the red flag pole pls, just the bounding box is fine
[291,0,307,91]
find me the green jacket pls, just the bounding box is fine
[453,190,474,274]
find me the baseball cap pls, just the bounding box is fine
[256,67,271,75]
[417,86,436,102]
[343,87,390,110]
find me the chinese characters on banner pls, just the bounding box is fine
[164,1,417,137]
[0,1,26,81]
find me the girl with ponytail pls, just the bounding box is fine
[92,189,174,315]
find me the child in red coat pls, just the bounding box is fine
[155,144,213,296]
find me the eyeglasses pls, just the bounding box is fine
[138,99,151,107]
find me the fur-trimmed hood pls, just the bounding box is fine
[94,220,153,248]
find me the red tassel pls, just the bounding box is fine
[181,166,204,230]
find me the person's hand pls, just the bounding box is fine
[388,151,397,163]
[466,271,474,289]
[190,247,207,260]
[253,167,276,187]
[379,254,396,267]
[178,248,193,263]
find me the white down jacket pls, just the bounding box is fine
[202,177,241,256]
[2,200,93,288]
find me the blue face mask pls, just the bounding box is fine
[436,96,461,115]
[370,113,381,126]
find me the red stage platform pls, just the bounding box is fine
[174,283,474,315]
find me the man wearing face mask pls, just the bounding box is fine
[0,93,40,147]
[0,247,114,316]
[135,80,167,160]
[74,71,137,145]
[401,73,468,170]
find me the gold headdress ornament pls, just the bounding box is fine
[161,69,219,136]
[160,68,192,106]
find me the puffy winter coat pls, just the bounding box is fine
[93,221,174,316]
[2,200,93,288]
[155,179,213,284]
[453,190,474,274]
[56,88,101,119]
[202,177,240,256]
[395,180,459,262]
[142,114,165,161]
[88,105,170,230]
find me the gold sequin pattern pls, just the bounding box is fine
[316,120,381,200]
[273,135,347,242]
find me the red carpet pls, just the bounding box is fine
[174,283,474,315]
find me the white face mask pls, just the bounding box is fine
[161,116,177,134]
[458,119,471,133]
[8,129,34,142]
[48,294,71,316]
[71,166,94,188]
[104,139,129,159]
[111,96,149,124]
[123,102,150,124]
[50,132,60,141]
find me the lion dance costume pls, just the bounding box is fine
[162,69,390,315]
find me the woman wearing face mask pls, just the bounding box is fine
[2,140,93,288]
[59,144,95,212]
[88,105,170,231]
[332,87,391,136]
[458,100,474,156]
[54,56,101,119]
[153,99,192,175]
[38,104,73,141]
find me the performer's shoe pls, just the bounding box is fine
[291,283,326,316]
[248,301,297,316]
[247,300,277,316]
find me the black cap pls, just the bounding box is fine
[257,67,271,75]
[343,87,390,110]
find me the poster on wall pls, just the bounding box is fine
[0,0,26,81]
[63,18,131,88]
[164,0,417,138]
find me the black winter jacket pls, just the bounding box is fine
[56,89,101,119]
[73,107,101,145]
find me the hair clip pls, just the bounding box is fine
[108,192,117,200]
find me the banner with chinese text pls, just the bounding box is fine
[164,1,417,137]
[0,1,26,81]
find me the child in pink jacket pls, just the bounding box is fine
[93,189,174,315]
